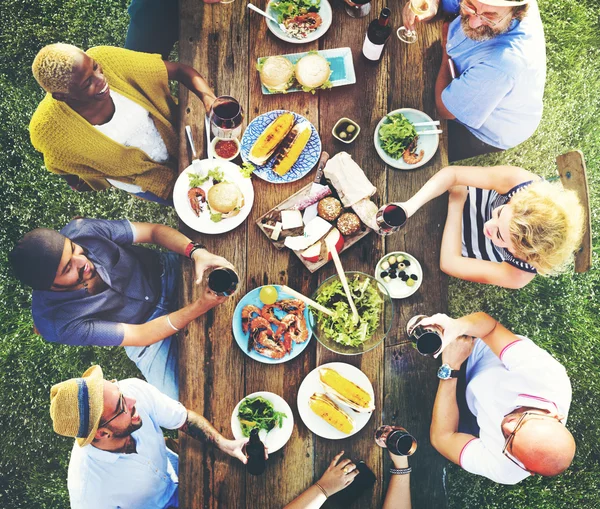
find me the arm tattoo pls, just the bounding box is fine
[179,411,221,447]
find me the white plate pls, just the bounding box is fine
[266,0,332,44]
[297,362,374,440]
[374,108,439,170]
[231,391,294,453]
[375,251,423,299]
[173,159,254,234]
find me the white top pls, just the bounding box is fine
[68,378,187,509]
[94,91,169,194]
[460,336,572,485]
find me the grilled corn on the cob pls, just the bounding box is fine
[309,393,354,434]
[249,112,295,165]
[272,121,312,176]
[319,368,374,413]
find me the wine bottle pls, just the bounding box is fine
[245,428,266,476]
[362,8,392,62]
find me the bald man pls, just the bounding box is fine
[416,312,574,484]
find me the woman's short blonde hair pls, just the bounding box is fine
[32,43,83,93]
[508,180,585,275]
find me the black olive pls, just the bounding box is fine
[399,271,406,277]
[389,272,398,279]
[404,259,411,267]
[380,271,388,278]
[401,275,409,282]
[411,274,418,280]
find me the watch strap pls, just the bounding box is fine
[185,242,206,259]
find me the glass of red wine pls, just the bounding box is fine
[344,0,371,18]
[209,96,244,140]
[375,203,407,236]
[207,267,239,297]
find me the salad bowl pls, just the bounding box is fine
[310,271,393,355]
[266,0,332,44]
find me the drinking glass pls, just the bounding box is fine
[375,425,418,456]
[209,96,244,140]
[375,203,407,236]
[344,0,371,19]
[397,0,431,44]
[207,267,239,296]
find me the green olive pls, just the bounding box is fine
[339,131,348,139]
[346,124,356,133]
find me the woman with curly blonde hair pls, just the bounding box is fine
[400,165,584,289]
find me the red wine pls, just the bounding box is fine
[208,267,239,296]
[362,8,392,61]
[209,96,243,139]
[411,325,443,356]
[375,425,418,456]
[383,204,406,227]
[213,101,241,123]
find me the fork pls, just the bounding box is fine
[247,3,289,35]
[185,125,206,177]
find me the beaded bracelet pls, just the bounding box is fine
[314,482,329,498]
[390,467,412,475]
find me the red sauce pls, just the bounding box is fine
[215,139,238,159]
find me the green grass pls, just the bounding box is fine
[0,0,599,507]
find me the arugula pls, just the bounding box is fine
[270,0,320,23]
[378,113,417,159]
[238,396,287,437]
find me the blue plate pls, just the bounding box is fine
[233,286,313,364]
[240,110,321,184]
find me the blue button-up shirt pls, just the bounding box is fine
[441,0,546,149]
[68,378,187,509]
[32,219,162,347]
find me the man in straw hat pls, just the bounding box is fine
[402,0,545,162]
[9,218,235,401]
[411,312,575,484]
[50,365,248,508]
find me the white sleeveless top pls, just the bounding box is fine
[94,91,169,193]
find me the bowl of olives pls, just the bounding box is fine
[374,251,423,299]
[332,117,360,144]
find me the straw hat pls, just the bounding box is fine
[477,0,529,6]
[50,365,105,447]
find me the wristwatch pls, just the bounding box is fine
[184,242,206,259]
[437,363,460,380]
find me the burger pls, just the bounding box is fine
[207,182,245,220]
[295,53,332,93]
[257,56,295,93]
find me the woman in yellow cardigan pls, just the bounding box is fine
[30,43,216,203]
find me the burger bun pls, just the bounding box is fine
[295,54,331,90]
[207,182,245,217]
[259,56,295,92]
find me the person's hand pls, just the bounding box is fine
[220,438,258,464]
[403,1,437,31]
[441,334,474,369]
[317,451,359,497]
[194,284,228,313]
[191,249,235,285]
[202,92,217,113]
[388,450,409,469]
[417,313,469,358]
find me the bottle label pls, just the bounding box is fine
[362,36,384,61]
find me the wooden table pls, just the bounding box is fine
[177,2,448,507]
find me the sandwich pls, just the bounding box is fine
[248,112,295,165]
[257,56,295,94]
[207,182,244,220]
[271,121,312,176]
[294,52,332,94]
[319,368,375,413]
[309,393,355,434]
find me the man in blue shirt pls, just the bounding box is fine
[9,218,234,400]
[403,0,546,161]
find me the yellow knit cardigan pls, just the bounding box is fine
[29,46,179,199]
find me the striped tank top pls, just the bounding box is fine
[462,181,537,274]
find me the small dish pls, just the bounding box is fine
[332,118,360,144]
[211,137,240,161]
[374,251,423,299]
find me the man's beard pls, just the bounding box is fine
[461,16,509,41]
[111,415,143,438]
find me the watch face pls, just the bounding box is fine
[438,364,451,379]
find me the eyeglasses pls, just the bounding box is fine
[99,381,128,428]
[502,411,560,471]
[461,3,512,28]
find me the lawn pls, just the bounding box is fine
[0,0,598,508]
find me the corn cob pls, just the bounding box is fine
[249,112,295,165]
[309,393,354,434]
[319,368,374,412]
[272,121,312,176]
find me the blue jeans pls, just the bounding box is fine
[125,0,179,59]
[133,189,174,207]
[165,448,179,508]
[125,252,180,400]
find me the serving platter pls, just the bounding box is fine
[374,108,440,170]
[266,0,332,44]
[240,110,321,184]
[231,391,294,453]
[257,47,356,95]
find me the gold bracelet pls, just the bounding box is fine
[166,314,180,332]
[314,482,329,498]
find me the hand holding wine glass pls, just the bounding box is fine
[398,0,436,44]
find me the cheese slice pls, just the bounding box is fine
[271,222,283,241]
[281,210,304,230]
[284,216,332,251]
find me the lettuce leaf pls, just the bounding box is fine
[378,113,417,159]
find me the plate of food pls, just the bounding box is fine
[267,0,332,44]
[374,108,439,170]
[310,271,393,355]
[241,110,321,183]
[257,48,355,95]
[232,285,313,364]
[375,252,423,299]
[173,159,254,234]
[231,392,294,453]
[297,362,375,439]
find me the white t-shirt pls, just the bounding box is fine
[94,91,169,194]
[460,336,572,485]
[68,378,187,509]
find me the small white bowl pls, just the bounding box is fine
[332,117,360,144]
[375,251,423,299]
[211,137,240,161]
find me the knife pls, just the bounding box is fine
[303,151,330,224]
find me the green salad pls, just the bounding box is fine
[238,396,287,437]
[187,167,225,188]
[378,113,417,159]
[270,0,321,23]
[315,275,384,347]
